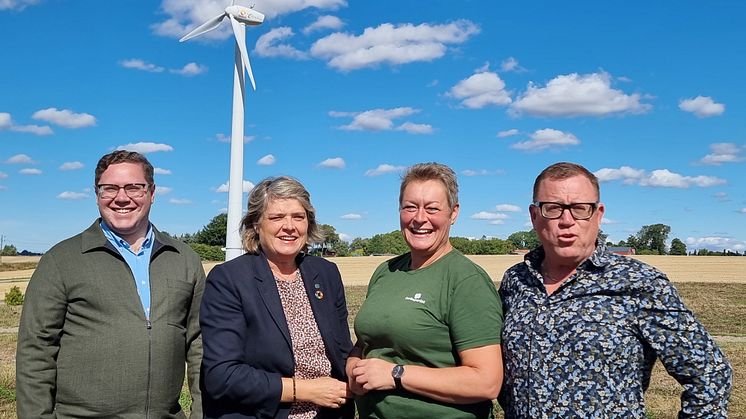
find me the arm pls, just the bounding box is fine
[200,265,284,417]
[637,275,732,417]
[351,344,502,403]
[185,256,206,419]
[16,252,67,418]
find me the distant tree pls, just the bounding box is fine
[669,238,687,255]
[631,224,671,255]
[188,243,225,261]
[598,230,609,245]
[194,213,228,246]
[349,237,370,256]
[1,244,18,256]
[316,224,349,256]
[507,230,540,250]
[366,231,408,255]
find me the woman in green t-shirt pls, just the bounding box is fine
[347,163,504,418]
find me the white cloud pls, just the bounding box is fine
[59,161,84,171]
[32,108,96,128]
[447,71,511,109]
[169,198,192,205]
[364,164,405,176]
[116,142,174,153]
[497,129,518,138]
[120,58,165,73]
[0,185,6,190]
[156,186,173,195]
[170,62,208,76]
[331,107,427,132]
[739,208,746,214]
[5,154,33,164]
[685,236,745,252]
[154,167,172,175]
[57,191,88,200]
[511,128,580,151]
[257,154,276,165]
[318,157,345,169]
[461,169,504,176]
[495,204,521,212]
[698,143,743,165]
[215,180,255,193]
[471,211,509,221]
[341,213,362,220]
[303,15,344,34]
[679,96,725,118]
[511,72,652,117]
[19,168,42,175]
[713,192,729,202]
[596,166,726,188]
[397,122,433,134]
[501,57,525,73]
[153,0,346,39]
[255,27,309,59]
[216,133,256,143]
[0,112,53,135]
[310,20,479,71]
[0,171,8,179]
[0,0,40,11]
[601,217,618,225]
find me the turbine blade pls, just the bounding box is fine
[179,13,226,42]
[229,15,256,90]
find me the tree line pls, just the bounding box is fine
[169,214,745,261]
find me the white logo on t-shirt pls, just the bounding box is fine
[404,292,426,304]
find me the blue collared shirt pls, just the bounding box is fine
[101,221,154,320]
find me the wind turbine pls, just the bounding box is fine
[180,2,265,261]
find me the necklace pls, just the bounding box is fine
[273,268,300,282]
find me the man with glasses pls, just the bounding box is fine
[498,162,731,418]
[17,150,205,418]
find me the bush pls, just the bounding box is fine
[3,286,24,306]
[188,243,225,261]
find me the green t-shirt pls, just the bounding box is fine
[354,249,503,419]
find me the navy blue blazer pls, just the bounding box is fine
[200,252,354,419]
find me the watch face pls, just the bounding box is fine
[392,364,404,378]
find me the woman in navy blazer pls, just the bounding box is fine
[200,176,354,419]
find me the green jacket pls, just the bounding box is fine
[16,220,205,418]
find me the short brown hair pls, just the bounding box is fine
[95,150,154,186]
[399,162,459,210]
[240,176,324,254]
[533,162,600,201]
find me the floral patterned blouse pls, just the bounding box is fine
[498,242,732,418]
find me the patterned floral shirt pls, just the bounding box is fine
[498,242,732,418]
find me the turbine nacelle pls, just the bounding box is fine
[225,5,264,25]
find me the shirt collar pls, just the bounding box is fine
[100,220,153,253]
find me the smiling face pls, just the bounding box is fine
[257,198,309,266]
[400,179,459,268]
[531,175,604,269]
[96,162,154,245]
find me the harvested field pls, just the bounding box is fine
[3,254,745,296]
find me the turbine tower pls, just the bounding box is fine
[180,2,265,261]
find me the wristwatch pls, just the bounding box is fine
[391,364,405,390]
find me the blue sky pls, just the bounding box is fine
[1,0,745,253]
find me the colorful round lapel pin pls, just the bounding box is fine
[315,290,324,300]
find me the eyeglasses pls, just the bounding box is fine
[96,183,150,199]
[532,201,598,220]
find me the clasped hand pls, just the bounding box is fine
[349,358,397,394]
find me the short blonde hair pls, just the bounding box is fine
[240,176,324,254]
[399,162,459,210]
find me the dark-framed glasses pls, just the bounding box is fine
[96,183,150,199]
[533,201,598,220]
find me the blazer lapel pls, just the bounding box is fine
[254,256,292,349]
[300,261,338,367]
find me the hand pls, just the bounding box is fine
[346,357,368,395]
[351,358,396,391]
[298,377,350,409]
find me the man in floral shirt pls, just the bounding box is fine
[498,162,732,418]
